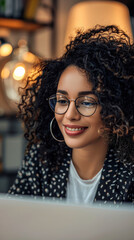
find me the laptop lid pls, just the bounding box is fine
[0,195,134,240]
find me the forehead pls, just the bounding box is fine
[57,65,93,94]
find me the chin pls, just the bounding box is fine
[64,138,88,149]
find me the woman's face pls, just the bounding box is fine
[55,65,105,149]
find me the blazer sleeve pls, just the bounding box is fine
[8,144,42,196]
[127,165,134,203]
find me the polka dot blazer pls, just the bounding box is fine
[8,144,134,205]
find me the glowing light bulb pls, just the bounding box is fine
[13,65,26,81]
[0,43,13,57]
[1,66,10,79]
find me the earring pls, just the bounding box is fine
[50,117,64,142]
[98,127,104,136]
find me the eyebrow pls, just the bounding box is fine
[57,90,94,96]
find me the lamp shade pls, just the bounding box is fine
[64,1,133,45]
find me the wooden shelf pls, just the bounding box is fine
[0,18,53,31]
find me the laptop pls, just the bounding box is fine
[0,194,134,240]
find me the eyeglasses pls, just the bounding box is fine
[48,94,99,117]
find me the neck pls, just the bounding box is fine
[72,140,108,180]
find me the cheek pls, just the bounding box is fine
[55,114,63,130]
[93,108,104,126]
[86,113,104,130]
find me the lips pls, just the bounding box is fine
[64,125,87,136]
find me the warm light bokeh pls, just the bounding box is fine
[13,65,26,81]
[0,43,13,57]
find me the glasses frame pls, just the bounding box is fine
[48,94,99,117]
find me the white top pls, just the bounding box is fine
[66,160,102,204]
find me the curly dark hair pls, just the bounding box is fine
[19,25,134,164]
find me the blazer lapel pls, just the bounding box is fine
[43,151,71,200]
[94,148,120,203]
[49,158,71,199]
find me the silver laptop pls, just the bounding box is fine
[0,194,134,240]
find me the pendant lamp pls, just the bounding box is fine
[64,1,133,45]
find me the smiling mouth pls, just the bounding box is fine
[66,126,84,131]
[64,125,87,136]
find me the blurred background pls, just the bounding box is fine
[0,0,133,193]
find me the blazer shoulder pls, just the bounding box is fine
[119,160,134,179]
[24,143,42,165]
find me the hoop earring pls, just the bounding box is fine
[50,117,64,142]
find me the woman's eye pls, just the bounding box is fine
[57,99,67,104]
[81,101,95,107]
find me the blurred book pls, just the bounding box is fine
[0,0,25,19]
[23,0,40,21]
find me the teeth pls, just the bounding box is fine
[66,127,84,131]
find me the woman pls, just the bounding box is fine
[8,25,134,204]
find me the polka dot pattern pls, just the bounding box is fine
[8,145,134,204]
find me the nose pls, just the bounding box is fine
[65,101,81,121]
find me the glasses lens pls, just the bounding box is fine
[76,96,97,116]
[49,94,68,114]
